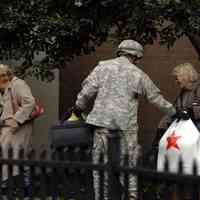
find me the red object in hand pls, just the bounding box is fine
[30,98,44,120]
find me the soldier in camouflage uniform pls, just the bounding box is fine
[75,40,176,200]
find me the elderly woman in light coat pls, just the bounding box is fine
[0,64,35,181]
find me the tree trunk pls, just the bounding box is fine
[187,33,200,59]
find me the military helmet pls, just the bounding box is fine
[117,40,144,58]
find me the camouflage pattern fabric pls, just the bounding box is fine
[76,56,175,132]
[93,128,140,200]
[76,55,175,200]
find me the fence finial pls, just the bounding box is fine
[8,143,13,159]
[164,155,169,172]
[192,159,198,175]
[178,155,183,174]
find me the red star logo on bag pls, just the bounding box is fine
[166,131,182,150]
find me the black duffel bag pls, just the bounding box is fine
[49,119,94,149]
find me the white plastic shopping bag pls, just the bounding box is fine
[157,118,200,174]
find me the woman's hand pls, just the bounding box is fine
[5,118,19,133]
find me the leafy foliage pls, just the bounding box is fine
[0,0,200,81]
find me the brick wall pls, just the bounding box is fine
[60,37,199,149]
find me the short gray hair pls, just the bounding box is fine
[0,64,13,76]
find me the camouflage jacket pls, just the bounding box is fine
[76,56,175,131]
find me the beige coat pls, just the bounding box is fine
[0,76,35,180]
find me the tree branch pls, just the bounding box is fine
[187,33,200,59]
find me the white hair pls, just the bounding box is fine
[172,63,199,82]
[172,63,199,90]
[0,64,13,76]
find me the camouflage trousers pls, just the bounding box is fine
[93,128,141,200]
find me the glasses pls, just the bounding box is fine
[0,73,8,78]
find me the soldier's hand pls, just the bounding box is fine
[72,106,83,118]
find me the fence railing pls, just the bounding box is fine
[0,143,200,200]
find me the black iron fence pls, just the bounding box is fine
[0,143,200,200]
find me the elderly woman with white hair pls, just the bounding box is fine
[148,62,200,170]
[0,64,35,181]
[158,62,200,130]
